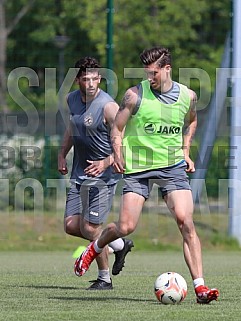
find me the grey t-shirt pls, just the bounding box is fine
[151,81,180,104]
[134,81,180,114]
[67,89,120,185]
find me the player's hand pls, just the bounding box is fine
[84,159,107,177]
[112,154,125,174]
[185,156,195,173]
[58,155,68,175]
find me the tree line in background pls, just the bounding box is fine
[0,0,231,208]
[1,0,230,110]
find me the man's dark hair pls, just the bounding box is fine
[140,47,171,68]
[75,56,101,78]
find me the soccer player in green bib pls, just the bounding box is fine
[74,47,219,303]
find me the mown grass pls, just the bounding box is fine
[0,251,240,321]
[0,207,240,320]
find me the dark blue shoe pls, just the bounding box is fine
[112,239,134,275]
[87,278,113,290]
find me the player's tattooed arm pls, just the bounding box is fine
[119,86,139,113]
[111,86,138,173]
[119,91,131,110]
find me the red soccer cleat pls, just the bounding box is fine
[195,285,219,304]
[74,241,99,277]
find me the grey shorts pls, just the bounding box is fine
[65,181,116,224]
[123,161,191,200]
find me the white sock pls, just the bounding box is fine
[193,278,205,288]
[109,238,124,252]
[108,246,114,254]
[98,269,111,283]
[94,240,103,253]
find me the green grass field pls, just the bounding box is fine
[0,209,240,320]
[1,251,241,321]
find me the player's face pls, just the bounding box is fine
[144,63,171,91]
[76,71,101,100]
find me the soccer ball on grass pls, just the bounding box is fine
[154,272,187,304]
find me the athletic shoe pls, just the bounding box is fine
[195,285,219,304]
[87,278,113,290]
[112,238,134,275]
[74,241,98,277]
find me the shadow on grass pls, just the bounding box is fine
[16,285,79,290]
[17,285,157,302]
[49,296,156,303]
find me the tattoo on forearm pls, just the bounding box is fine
[184,127,190,135]
[183,126,195,146]
[112,136,118,146]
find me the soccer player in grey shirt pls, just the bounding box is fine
[58,57,133,290]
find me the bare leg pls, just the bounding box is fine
[65,215,109,270]
[164,190,203,280]
[98,192,145,248]
[64,215,86,238]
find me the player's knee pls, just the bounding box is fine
[64,220,74,235]
[81,222,102,241]
[118,222,135,236]
[64,217,82,237]
[179,219,196,239]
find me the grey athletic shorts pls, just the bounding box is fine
[123,161,191,200]
[65,181,116,224]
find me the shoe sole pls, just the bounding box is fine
[74,255,82,276]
